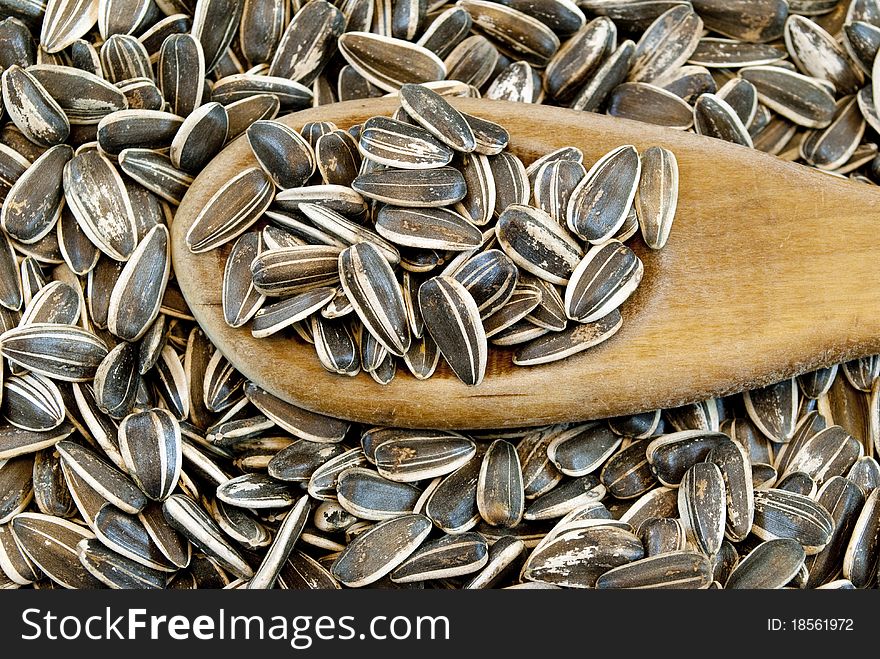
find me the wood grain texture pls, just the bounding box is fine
[171,98,880,429]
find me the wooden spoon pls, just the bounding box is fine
[171,98,880,430]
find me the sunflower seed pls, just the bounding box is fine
[512,309,622,365]
[391,531,488,582]
[4,373,65,432]
[244,382,350,443]
[56,440,146,514]
[92,505,176,572]
[77,537,165,589]
[339,241,410,356]
[28,64,127,124]
[11,513,102,588]
[843,487,880,588]
[336,467,421,520]
[785,15,862,95]
[678,462,725,556]
[571,40,635,112]
[117,408,181,501]
[1,65,69,147]
[803,476,865,587]
[352,165,466,207]
[185,167,273,253]
[248,494,311,589]
[107,224,169,342]
[162,493,253,579]
[752,488,834,553]
[739,66,836,129]
[545,16,615,102]
[338,32,446,92]
[565,239,642,323]
[725,538,805,589]
[645,430,729,487]
[707,438,753,542]
[0,323,107,381]
[597,550,712,589]
[744,378,798,443]
[418,275,487,386]
[2,144,69,247]
[460,0,559,67]
[268,0,344,85]
[330,513,431,587]
[523,524,643,588]
[97,109,184,155]
[546,423,622,478]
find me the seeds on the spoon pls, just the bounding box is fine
[339,242,411,357]
[418,275,487,386]
[185,167,274,254]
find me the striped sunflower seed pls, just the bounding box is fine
[373,430,475,482]
[564,239,642,323]
[418,275,487,386]
[336,467,421,520]
[752,488,834,554]
[11,513,102,588]
[390,531,488,583]
[843,487,880,588]
[596,550,712,589]
[56,440,146,514]
[118,408,181,501]
[330,513,432,587]
[805,476,865,588]
[337,32,446,93]
[522,524,643,588]
[185,167,274,253]
[636,145,678,249]
[162,493,253,579]
[107,224,169,342]
[678,462,725,556]
[339,241,411,356]
[0,323,108,381]
[725,538,805,589]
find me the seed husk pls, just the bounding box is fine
[185,167,274,254]
[565,239,642,323]
[512,309,622,366]
[522,524,643,588]
[399,82,476,152]
[359,116,454,169]
[330,513,432,587]
[162,493,253,579]
[337,32,446,93]
[374,431,476,482]
[805,476,865,587]
[107,224,169,342]
[1,65,69,147]
[725,538,806,589]
[752,488,834,554]
[390,531,489,582]
[56,440,146,514]
[678,462,725,556]
[63,149,137,261]
[596,550,712,589]
[843,488,880,588]
[0,323,108,381]
[339,241,411,356]
[336,467,421,520]
[352,166,467,207]
[418,275,487,386]
[12,513,103,589]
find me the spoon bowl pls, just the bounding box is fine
[171,98,880,429]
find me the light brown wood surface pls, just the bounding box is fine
[171,98,880,429]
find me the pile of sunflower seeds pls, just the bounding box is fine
[1,0,880,589]
[200,83,675,385]
[1,361,878,589]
